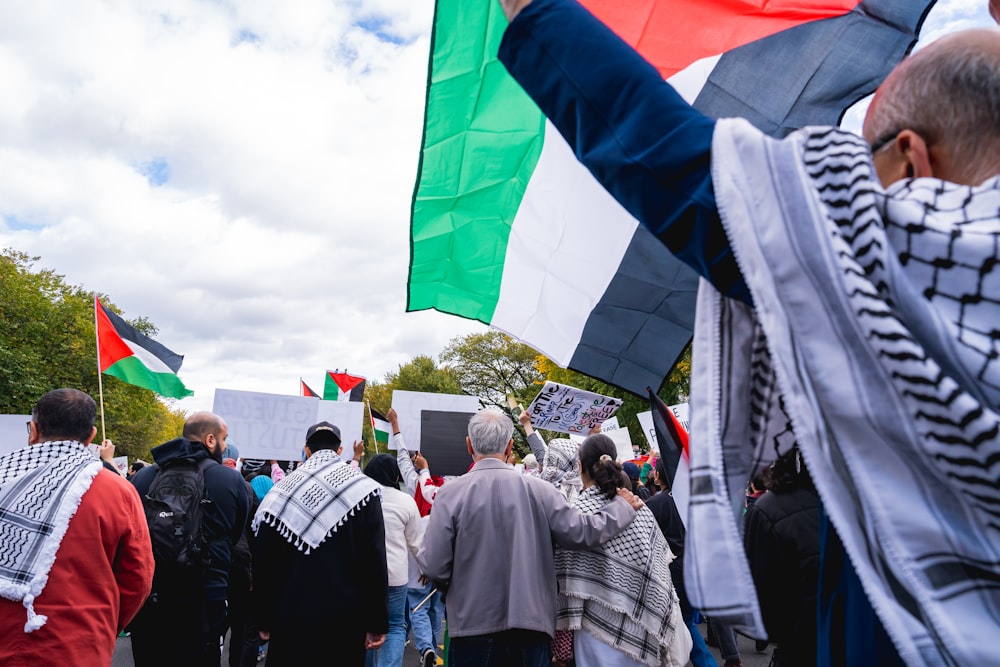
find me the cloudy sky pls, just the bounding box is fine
[0,0,994,414]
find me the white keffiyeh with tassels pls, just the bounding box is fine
[252,449,381,553]
[0,440,101,632]
[685,118,1000,666]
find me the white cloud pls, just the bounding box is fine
[0,0,484,417]
[0,0,991,421]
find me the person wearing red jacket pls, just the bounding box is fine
[0,388,154,667]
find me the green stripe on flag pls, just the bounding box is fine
[104,355,193,399]
[408,0,545,322]
[323,374,340,401]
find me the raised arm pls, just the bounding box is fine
[389,408,420,494]
[498,0,749,303]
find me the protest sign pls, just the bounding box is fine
[389,390,480,452]
[419,409,477,476]
[669,402,690,432]
[600,416,621,432]
[526,382,622,435]
[113,456,129,477]
[315,400,365,449]
[636,411,657,452]
[213,389,364,461]
[0,415,30,457]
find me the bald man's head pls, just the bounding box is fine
[864,29,1000,186]
[183,411,228,456]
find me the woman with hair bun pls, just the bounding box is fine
[553,434,691,667]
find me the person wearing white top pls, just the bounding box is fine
[363,454,424,667]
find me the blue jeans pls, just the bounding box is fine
[407,583,443,654]
[680,592,718,667]
[366,585,408,667]
[448,630,550,667]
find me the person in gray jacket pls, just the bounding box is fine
[420,409,644,667]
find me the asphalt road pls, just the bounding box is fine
[113,621,773,666]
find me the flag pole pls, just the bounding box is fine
[93,295,107,441]
[366,401,377,455]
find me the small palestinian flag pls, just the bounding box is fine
[369,405,391,446]
[300,379,320,398]
[324,370,366,401]
[95,297,193,399]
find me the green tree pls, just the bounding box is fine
[439,331,543,411]
[0,248,186,461]
[361,354,462,457]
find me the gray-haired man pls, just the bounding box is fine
[420,409,642,666]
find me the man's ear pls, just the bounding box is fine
[466,436,475,459]
[82,426,98,446]
[895,129,935,180]
[505,439,514,459]
[304,445,313,460]
[28,421,40,445]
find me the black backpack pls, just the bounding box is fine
[143,457,215,570]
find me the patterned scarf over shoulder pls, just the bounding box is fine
[252,449,381,553]
[0,441,102,632]
[555,485,684,667]
[686,118,1000,667]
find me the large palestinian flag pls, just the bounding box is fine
[95,297,193,399]
[409,0,935,395]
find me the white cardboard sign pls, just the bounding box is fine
[0,415,30,457]
[526,382,622,435]
[213,389,364,460]
[389,391,481,452]
[636,411,657,452]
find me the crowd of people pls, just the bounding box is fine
[1,0,998,665]
[0,388,774,667]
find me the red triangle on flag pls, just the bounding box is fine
[581,0,861,78]
[329,372,365,394]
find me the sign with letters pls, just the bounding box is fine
[213,389,363,461]
[526,382,622,435]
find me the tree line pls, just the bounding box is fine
[1,249,184,461]
[3,247,690,462]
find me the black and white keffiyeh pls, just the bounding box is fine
[685,117,1000,666]
[0,440,101,632]
[555,486,689,667]
[252,449,381,553]
[541,438,582,503]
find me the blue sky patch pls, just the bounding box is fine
[234,29,261,46]
[137,157,170,186]
[355,16,409,46]
[3,215,35,231]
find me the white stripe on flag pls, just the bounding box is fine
[122,338,175,375]
[492,120,638,365]
[491,56,716,366]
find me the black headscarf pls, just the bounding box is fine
[364,453,403,488]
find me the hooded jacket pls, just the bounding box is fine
[131,437,249,602]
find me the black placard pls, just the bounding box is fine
[418,410,475,477]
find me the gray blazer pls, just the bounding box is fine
[420,457,636,638]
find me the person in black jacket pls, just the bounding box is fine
[129,412,250,667]
[251,421,388,666]
[744,447,821,667]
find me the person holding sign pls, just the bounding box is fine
[420,409,643,666]
[497,1,1000,664]
[553,434,691,667]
